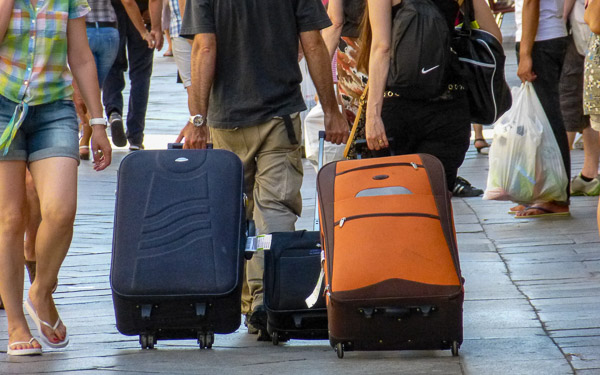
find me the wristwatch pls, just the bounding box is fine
[189,114,205,127]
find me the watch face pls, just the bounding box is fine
[193,115,204,127]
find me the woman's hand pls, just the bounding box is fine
[366,115,389,151]
[90,127,112,171]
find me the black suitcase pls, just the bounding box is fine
[263,230,328,344]
[111,148,245,349]
[258,131,329,345]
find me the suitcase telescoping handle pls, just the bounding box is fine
[167,142,214,149]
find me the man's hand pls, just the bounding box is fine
[150,29,164,50]
[176,122,209,149]
[323,108,349,145]
[517,54,537,83]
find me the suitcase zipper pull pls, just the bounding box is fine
[324,284,331,297]
[410,162,418,170]
[339,217,346,228]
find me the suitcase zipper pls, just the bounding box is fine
[335,162,424,176]
[336,212,440,227]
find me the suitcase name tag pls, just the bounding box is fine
[245,234,273,252]
[305,250,326,309]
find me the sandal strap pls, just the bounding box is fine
[40,317,61,331]
[9,337,37,348]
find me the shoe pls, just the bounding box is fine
[573,132,584,150]
[79,146,90,160]
[7,338,42,356]
[474,138,490,155]
[244,314,258,335]
[24,298,69,349]
[452,177,483,197]
[109,112,127,147]
[163,50,173,57]
[129,144,144,151]
[514,206,570,219]
[570,174,600,196]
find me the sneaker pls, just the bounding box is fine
[570,174,600,196]
[129,144,144,151]
[452,176,484,197]
[109,112,127,147]
[248,305,270,341]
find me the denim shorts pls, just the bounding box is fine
[0,95,79,163]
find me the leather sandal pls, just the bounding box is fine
[474,138,490,154]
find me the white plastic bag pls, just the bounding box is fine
[303,103,345,171]
[483,82,568,203]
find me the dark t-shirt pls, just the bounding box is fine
[180,0,331,128]
[341,0,365,38]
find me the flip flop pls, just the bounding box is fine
[24,298,69,349]
[7,338,42,356]
[514,206,570,219]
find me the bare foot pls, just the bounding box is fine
[28,288,67,345]
[509,204,528,214]
[515,202,570,218]
[8,325,42,352]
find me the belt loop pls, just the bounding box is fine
[282,115,298,145]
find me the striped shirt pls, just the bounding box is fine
[86,0,117,23]
[167,0,182,38]
[0,0,90,106]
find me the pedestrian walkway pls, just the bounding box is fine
[1,13,599,374]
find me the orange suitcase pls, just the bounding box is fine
[317,154,464,358]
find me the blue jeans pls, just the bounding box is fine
[516,36,570,202]
[102,1,154,146]
[86,25,119,88]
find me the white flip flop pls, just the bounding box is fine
[7,338,42,356]
[24,298,69,349]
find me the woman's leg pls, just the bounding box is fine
[27,156,78,344]
[0,160,41,350]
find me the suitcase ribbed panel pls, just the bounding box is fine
[111,150,244,299]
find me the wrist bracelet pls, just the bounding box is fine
[90,117,107,126]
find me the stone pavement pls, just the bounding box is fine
[1,13,599,374]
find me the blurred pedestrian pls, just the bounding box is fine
[103,0,163,150]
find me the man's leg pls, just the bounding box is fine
[102,2,128,119]
[124,19,154,148]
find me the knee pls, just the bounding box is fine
[0,209,26,235]
[41,204,76,229]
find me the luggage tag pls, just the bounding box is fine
[305,250,326,308]
[244,234,273,252]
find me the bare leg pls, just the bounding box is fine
[567,131,576,150]
[580,127,600,179]
[472,124,489,152]
[28,157,78,344]
[24,168,41,264]
[0,161,41,351]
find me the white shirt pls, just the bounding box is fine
[515,0,568,42]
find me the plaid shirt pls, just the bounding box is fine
[86,0,117,23]
[167,0,181,38]
[0,0,90,106]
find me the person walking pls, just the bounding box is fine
[177,0,349,338]
[0,0,112,355]
[512,0,571,217]
[102,0,163,150]
[359,0,501,192]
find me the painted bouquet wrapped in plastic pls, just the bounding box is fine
[483,83,568,204]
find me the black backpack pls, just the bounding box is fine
[386,0,452,99]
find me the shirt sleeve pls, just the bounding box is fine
[69,0,91,19]
[295,0,332,33]
[179,0,215,39]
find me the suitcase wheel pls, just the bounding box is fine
[198,332,214,349]
[451,341,459,357]
[335,343,344,359]
[139,333,156,349]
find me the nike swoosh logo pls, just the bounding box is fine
[421,65,440,74]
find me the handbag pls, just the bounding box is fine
[452,0,512,125]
